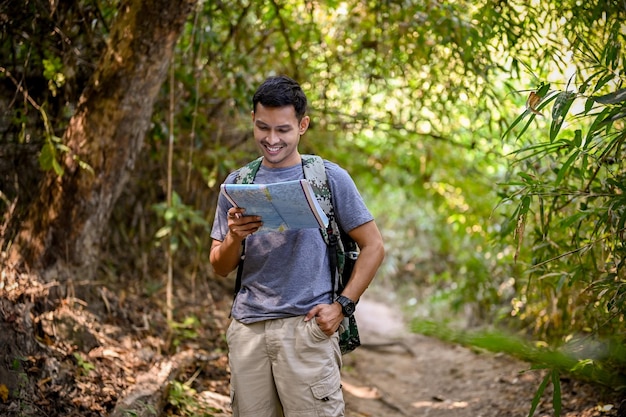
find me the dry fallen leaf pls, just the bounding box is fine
[526,91,543,116]
[0,383,9,402]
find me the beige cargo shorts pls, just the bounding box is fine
[227,315,344,417]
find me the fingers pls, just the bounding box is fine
[227,208,262,239]
[305,305,322,321]
[307,304,342,336]
[227,208,244,219]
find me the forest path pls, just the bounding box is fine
[340,298,620,417]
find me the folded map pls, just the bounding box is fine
[220,179,329,233]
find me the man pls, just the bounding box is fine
[210,75,384,417]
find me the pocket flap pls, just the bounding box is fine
[310,370,341,400]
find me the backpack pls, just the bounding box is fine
[233,154,361,354]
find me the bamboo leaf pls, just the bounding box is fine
[550,91,576,142]
[518,172,538,185]
[510,140,566,161]
[593,88,626,105]
[584,96,595,114]
[585,106,612,142]
[520,195,531,213]
[501,109,531,140]
[599,110,626,127]
[528,372,551,417]
[555,149,579,186]
[501,84,554,140]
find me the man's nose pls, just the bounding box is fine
[267,130,280,143]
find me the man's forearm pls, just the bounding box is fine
[210,233,244,276]
[341,240,385,302]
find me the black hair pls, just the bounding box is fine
[252,75,308,120]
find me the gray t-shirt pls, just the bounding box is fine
[211,159,373,324]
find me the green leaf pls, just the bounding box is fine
[528,372,551,417]
[38,142,64,176]
[501,109,531,140]
[501,83,553,140]
[593,72,616,94]
[520,195,531,216]
[598,109,626,127]
[585,106,612,142]
[38,142,55,171]
[593,88,626,105]
[536,82,551,97]
[550,91,576,142]
[510,140,565,161]
[584,96,595,113]
[518,172,537,184]
[51,157,64,176]
[164,208,175,221]
[555,149,579,186]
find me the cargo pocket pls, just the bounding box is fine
[310,370,344,416]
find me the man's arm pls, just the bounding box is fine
[341,219,385,302]
[305,220,385,335]
[209,207,263,277]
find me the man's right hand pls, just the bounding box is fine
[227,208,263,240]
[209,208,263,276]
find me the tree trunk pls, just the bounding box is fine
[4,0,196,285]
[0,1,196,415]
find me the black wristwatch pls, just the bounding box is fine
[335,295,356,317]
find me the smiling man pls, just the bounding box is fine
[209,75,384,417]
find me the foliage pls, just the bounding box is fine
[528,370,562,417]
[73,352,95,376]
[168,315,202,348]
[166,380,220,417]
[496,0,625,370]
[0,0,112,240]
[153,192,210,253]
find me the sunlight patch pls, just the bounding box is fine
[411,399,472,410]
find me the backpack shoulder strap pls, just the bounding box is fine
[233,156,263,300]
[235,156,263,184]
[301,155,332,220]
[301,154,345,296]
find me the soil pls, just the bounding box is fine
[2,281,624,417]
[342,298,624,417]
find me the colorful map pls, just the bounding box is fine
[221,179,329,233]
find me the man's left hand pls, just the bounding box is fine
[305,303,343,337]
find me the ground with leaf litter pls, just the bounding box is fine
[2,278,623,417]
[342,298,623,417]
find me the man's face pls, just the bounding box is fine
[252,103,309,168]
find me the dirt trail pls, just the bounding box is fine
[340,298,622,417]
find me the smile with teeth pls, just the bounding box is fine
[265,145,283,153]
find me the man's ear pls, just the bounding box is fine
[299,115,310,134]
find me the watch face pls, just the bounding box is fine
[338,296,356,316]
[343,303,355,316]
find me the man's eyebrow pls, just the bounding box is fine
[255,120,292,129]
